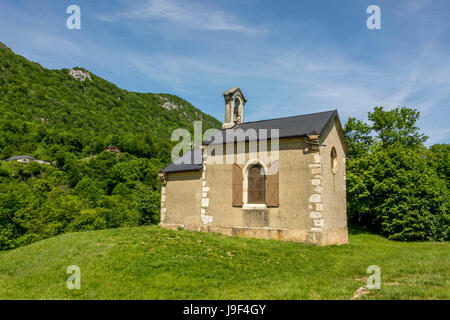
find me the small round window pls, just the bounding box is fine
[330,147,338,174]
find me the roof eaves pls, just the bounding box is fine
[161,167,202,174]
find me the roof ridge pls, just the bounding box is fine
[234,109,337,127]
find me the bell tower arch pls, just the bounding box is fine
[222,87,247,129]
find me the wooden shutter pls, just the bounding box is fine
[232,164,243,206]
[266,161,279,207]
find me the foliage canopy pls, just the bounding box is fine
[0,44,221,250]
[344,107,449,241]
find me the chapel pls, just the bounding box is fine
[159,87,348,245]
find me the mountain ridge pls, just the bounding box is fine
[0,42,221,162]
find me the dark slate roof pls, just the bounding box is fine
[159,149,203,173]
[5,155,35,161]
[203,110,337,145]
[160,110,340,173]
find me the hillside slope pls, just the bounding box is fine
[0,40,221,162]
[0,41,221,251]
[0,226,448,299]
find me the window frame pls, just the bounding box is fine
[330,147,338,174]
[242,158,268,209]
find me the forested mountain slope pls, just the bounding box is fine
[0,41,220,162]
[0,41,221,250]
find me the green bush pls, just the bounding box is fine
[0,166,9,177]
[347,145,449,241]
[0,226,15,250]
[136,182,160,225]
[345,107,449,241]
[0,155,161,250]
[68,209,108,231]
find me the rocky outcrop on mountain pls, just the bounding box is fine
[69,69,92,81]
[157,95,182,110]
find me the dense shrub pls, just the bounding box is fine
[345,107,449,241]
[0,154,162,250]
[347,144,449,240]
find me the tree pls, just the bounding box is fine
[345,107,449,241]
[347,144,449,241]
[429,144,450,188]
[368,107,428,147]
[62,153,82,187]
[343,117,373,159]
[136,183,160,225]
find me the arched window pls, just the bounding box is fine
[330,147,338,174]
[247,164,266,204]
[234,97,241,113]
[233,97,241,122]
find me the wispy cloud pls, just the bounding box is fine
[130,39,450,140]
[99,0,261,34]
[1,0,448,144]
[403,0,434,14]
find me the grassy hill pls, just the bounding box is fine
[0,226,448,300]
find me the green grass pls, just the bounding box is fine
[0,226,448,300]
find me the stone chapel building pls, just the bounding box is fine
[159,87,348,245]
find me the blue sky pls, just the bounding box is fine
[0,0,449,145]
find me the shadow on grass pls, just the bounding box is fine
[348,224,375,236]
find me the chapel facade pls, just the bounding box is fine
[159,87,348,245]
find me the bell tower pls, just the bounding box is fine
[222,87,247,129]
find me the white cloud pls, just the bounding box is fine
[99,0,261,34]
[130,39,450,129]
[3,0,446,143]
